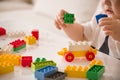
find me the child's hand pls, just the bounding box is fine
[99,17,120,42]
[54,9,67,30]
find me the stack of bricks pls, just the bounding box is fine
[9,39,26,52]
[31,60,56,71]
[64,59,104,79]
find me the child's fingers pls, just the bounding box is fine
[102,25,111,31]
[104,30,112,35]
[99,17,112,26]
[54,19,61,30]
[56,16,66,28]
[99,21,112,26]
[99,17,112,22]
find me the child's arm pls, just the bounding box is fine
[54,9,85,41]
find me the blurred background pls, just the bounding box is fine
[0,0,100,38]
[0,0,99,22]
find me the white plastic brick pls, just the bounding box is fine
[68,41,89,51]
[7,31,26,37]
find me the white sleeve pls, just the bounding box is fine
[115,41,120,57]
[82,1,102,41]
[82,16,97,41]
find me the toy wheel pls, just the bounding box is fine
[65,52,74,62]
[86,51,95,61]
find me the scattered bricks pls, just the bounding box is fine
[21,56,32,67]
[35,66,58,80]
[0,53,21,66]
[31,60,56,71]
[87,65,105,80]
[31,29,39,40]
[0,27,6,36]
[24,36,36,45]
[64,13,74,24]
[64,65,89,78]
[45,71,67,80]
[0,62,14,75]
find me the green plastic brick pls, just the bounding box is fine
[35,57,46,63]
[13,45,26,52]
[31,60,56,71]
[64,13,74,24]
[87,65,105,80]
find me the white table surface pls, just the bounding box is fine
[0,10,120,80]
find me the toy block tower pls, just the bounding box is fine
[9,39,26,52]
[64,13,74,24]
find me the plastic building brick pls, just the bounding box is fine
[89,59,103,67]
[7,31,26,37]
[64,13,74,24]
[64,65,89,78]
[31,29,39,40]
[24,36,36,45]
[0,27,6,36]
[21,56,32,67]
[35,66,58,80]
[87,65,105,80]
[35,57,46,63]
[58,41,97,62]
[31,60,56,71]
[9,39,26,52]
[0,62,14,75]
[1,44,13,53]
[96,14,108,24]
[0,53,21,65]
[35,57,41,62]
[45,71,67,80]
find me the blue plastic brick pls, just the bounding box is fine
[45,71,67,80]
[96,14,108,24]
[35,66,58,80]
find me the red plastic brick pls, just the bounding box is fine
[21,56,32,67]
[9,39,26,48]
[0,27,6,36]
[31,29,39,40]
